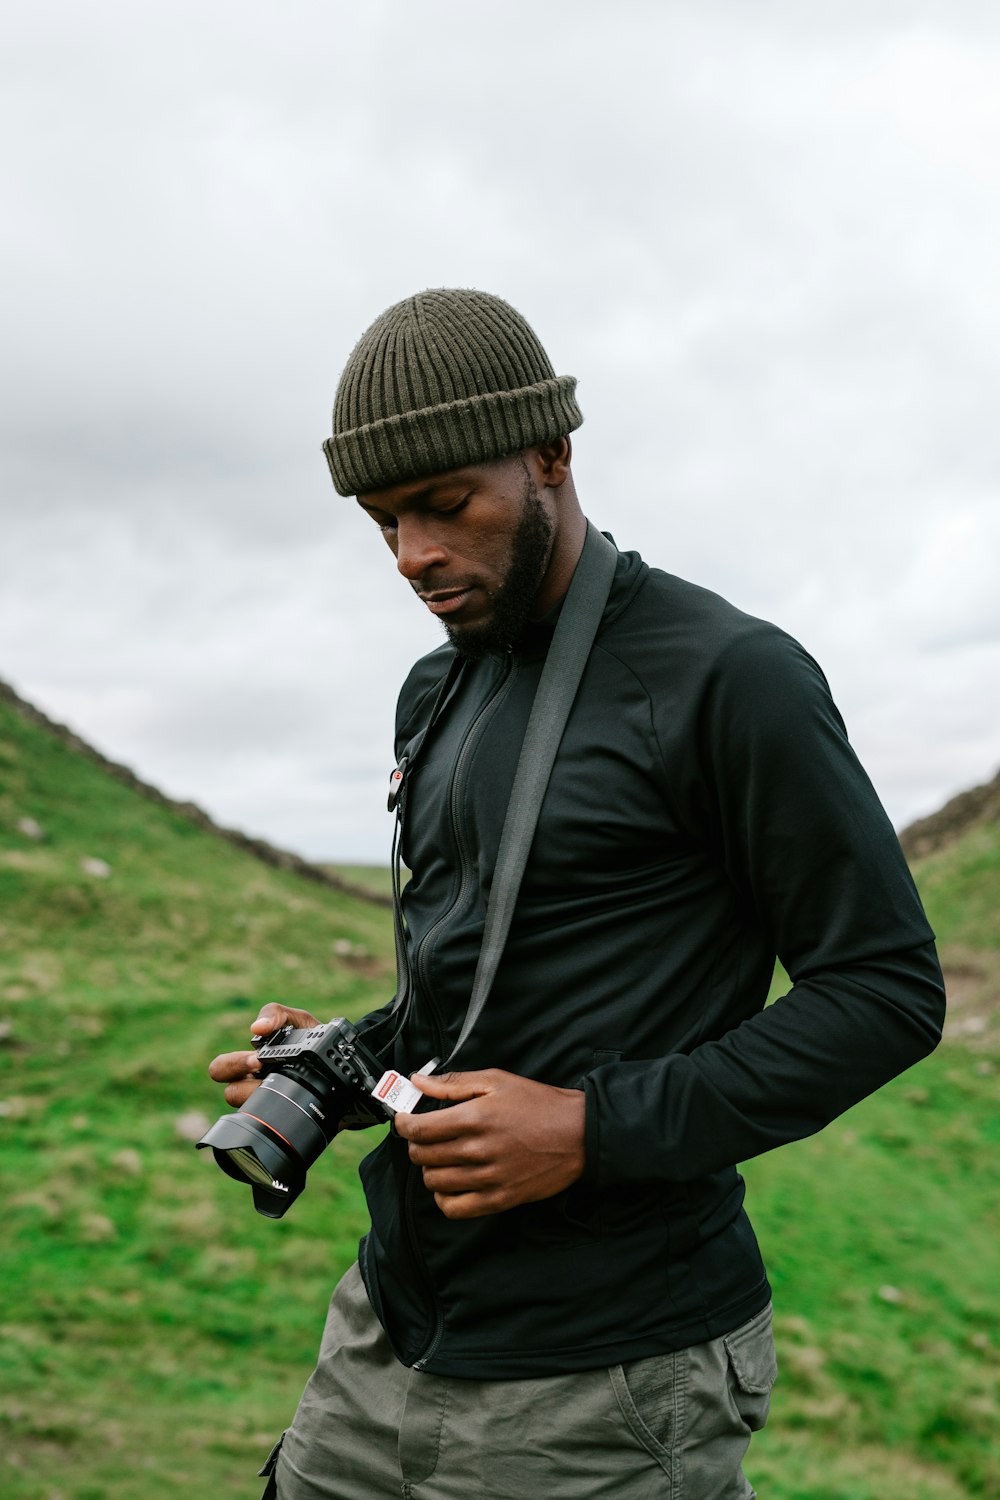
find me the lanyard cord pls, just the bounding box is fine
[362,653,463,1054]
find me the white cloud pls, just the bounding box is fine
[2,1,998,858]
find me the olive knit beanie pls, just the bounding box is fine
[323,288,582,496]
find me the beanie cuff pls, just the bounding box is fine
[323,374,582,496]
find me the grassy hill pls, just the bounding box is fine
[0,682,396,1499]
[1,683,997,1499]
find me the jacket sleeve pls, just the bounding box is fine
[583,625,946,1185]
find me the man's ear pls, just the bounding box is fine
[534,437,572,489]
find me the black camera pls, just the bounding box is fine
[196,1018,423,1218]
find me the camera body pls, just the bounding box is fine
[197,1018,424,1218]
[253,1018,390,1128]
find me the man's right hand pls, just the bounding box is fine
[208,1002,320,1108]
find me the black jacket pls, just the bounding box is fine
[354,545,945,1378]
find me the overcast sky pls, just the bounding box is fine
[2,1,998,861]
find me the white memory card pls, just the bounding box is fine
[369,1057,438,1115]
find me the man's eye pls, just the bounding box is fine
[434,498,470,518]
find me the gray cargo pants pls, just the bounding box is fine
[261,1263,777,1500]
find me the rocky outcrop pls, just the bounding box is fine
[898,768,1000,861]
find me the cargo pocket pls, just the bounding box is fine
[608,1349,678,1477]
[723,1304,778,1433]
[258,1431,286,1499]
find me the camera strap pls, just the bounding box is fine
[445,520,619,1065]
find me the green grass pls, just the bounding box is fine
[323,861,400,899]
[0,698,393,1498]
[913,823,1000,952]
[1,692,998,1498]
[744,1051,1000,1498]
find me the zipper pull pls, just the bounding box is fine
[387,755,408,812]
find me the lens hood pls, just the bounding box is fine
[197,1072,338,1219]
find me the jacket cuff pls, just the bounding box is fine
[581,1076,603,1186]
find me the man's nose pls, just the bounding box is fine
[394,517,448,581]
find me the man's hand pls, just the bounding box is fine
[393,1069,586,1220]
[207,1003,319,1108]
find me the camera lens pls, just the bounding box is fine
[222,1145,276,1187]
[197,1073,339,1218]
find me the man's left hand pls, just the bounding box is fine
[393,1069,586,1219]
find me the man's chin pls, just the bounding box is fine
[442,616,508,661]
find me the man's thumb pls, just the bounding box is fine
[409,1069,491,1100]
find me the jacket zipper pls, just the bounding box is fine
[404,655,518,1371]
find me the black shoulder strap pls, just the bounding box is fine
[445,521,619,1064]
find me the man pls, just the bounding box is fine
[210,289,945,1499]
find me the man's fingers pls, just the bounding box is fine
[408,1069,499,1102]
[207,1007,319,1111]
[400,1072,587,1218]
[432,1189,506,1220]
[250,1003,319,1038]
[394,1070,505,1140]
[223,1078,262,1107]
[419,1163,496,1194]
[404,1133,490,1168]
[394,1099,486,1144]
[250,1003,292,1036]
[208,1049,261,1083]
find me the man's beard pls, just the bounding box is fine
[443,470,555,660]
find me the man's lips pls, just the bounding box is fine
[417,585,477,617]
